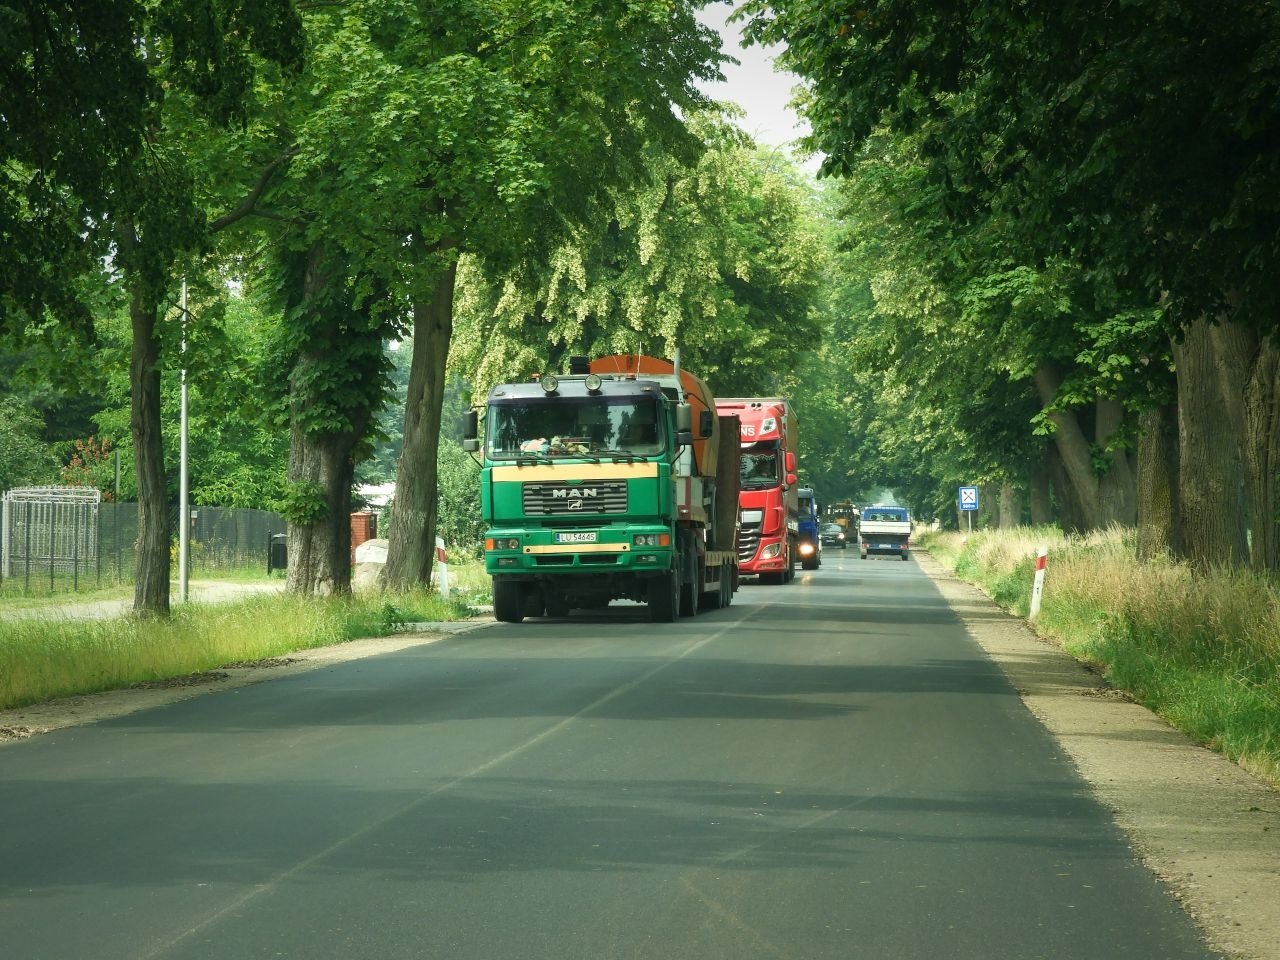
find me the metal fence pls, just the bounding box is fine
[188,505,286,572]
[1,487,285,593]
[1,487,102,590]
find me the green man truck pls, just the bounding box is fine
[464,354,740,623]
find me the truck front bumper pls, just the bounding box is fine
[484,527,674,576]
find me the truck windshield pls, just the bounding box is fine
[487,397,663,458]
[740,443,779,489]
[862,508,908,522]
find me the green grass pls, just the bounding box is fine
[0,584,479,713]
[920,527,1280,786]
[0,579,134,609]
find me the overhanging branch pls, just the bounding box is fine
[210,147,300,232]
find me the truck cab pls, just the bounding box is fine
[469,355,739,623]
[859,505,912,560]
[715,398,799,585]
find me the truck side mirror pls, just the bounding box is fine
[462,410,479,452]
[676,403,694,446]
[784,451,797,472]
[698,409,715,438]
[676,403,692,434]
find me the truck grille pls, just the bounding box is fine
[738,529,761,564]
[522,480,628,516]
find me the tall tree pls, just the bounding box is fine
[3,0,304,614]
[745,0,1280,559]
[339,0,730,590]
[454,123,825,397]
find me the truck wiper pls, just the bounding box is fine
[515,455,553,465]
[591,448,644,463]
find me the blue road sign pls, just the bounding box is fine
[958,486,979,512]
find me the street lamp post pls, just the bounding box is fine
[179,280,190,603]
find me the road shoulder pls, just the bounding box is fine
[917,550,1280,960]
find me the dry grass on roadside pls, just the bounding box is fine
[922,527,1280,786]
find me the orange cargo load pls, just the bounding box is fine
[590,354,721,480]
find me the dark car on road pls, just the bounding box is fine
[820,523,847,549]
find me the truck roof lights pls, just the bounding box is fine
[584,373,603,393]
[540,374,560,394]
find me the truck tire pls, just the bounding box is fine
[802,550,819,571]
[493,579,526,623]
[679,545,701,617]
[901,550,910,561]
[648,569,680,622]
[701,564,724,610]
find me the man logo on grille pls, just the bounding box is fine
[551,488,598,499]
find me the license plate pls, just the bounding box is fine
[554,531,598,544]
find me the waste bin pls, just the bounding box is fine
[268,533,288,575]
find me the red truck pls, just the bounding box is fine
[714,398,798,584]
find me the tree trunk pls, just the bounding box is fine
[998,483,1022,528]
[129,285,171,617]
[1173,319,1249,566]
[1034,363,1101,530]
[283,244,379,595]
[126,285,170,616]
[1095,397,1137,526]
[1135,403,1179,561]
[385,260,458,589]
[1028,456,1053,526]
[1047,443,1088,535]
[1209,319,1280,570]
[977,483,998,528]
[285,429,357,596]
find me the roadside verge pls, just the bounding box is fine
[916,550,1280,960]
[0,619,493,743]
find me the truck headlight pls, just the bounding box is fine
[633,534,671,547]
[761,543,781,559]
[485,537,521,551]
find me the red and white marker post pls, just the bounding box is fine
[435,536,450,597]
[1029,545,1048,619]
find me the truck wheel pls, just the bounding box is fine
[493,579,526,623]
[802,551,819,571]
[679,545,701,616]
[901,550,910,561]
[701,565,724,610]
[648,569,679,622]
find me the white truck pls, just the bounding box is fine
[859,505,911,560]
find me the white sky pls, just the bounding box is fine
[695,2,810,152]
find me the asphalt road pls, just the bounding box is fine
[0,551,1222,959]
